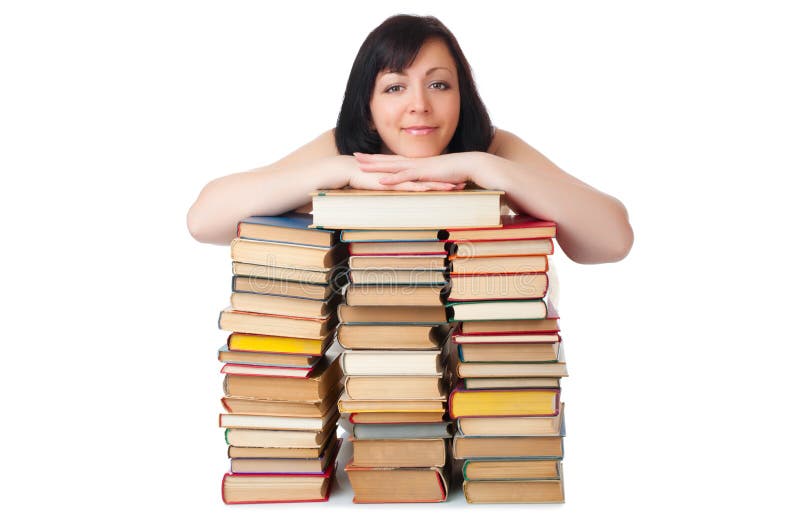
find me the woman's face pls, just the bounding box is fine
[370,38,460,158]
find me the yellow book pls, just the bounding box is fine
[227,333,331,355]
[449,387,560,418]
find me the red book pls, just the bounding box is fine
[443,215,556,242]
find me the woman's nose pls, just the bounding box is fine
[408,88,430,113]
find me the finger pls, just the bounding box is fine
[358,161,413,173]
[354,152,406,162]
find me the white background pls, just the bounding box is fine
[2,0,798,530]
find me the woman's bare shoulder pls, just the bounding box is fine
[280,129,339,165]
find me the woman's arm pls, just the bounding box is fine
[187,130,464,245]
[356,129,634,264]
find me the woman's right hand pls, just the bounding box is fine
[342,155,465,192]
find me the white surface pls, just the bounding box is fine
[2,1,798,530]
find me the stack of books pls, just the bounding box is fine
[445,216,569,504]
[216,214,346,504]
[336,228,454,503]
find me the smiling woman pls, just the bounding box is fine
[187,14,633,264]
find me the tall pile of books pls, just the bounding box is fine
[446,217,567,503]
[337,228,454,503]
[216,214,346,504]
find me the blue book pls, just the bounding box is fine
[238,213,338,248]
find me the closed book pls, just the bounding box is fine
[448,273,548,302]
[449,386,560,418]
[463,477,564,504]
[231,238,345,271]
[220,363,316,378]
[464,377,561,390]
[457,359,568,379]
[337,305,447,325]
[349,254,447,270]
[345,375,446,400]
[341,229,441,242]
[230,437,341,474]
[442,215,556,241]
[232,261,345,285]
[222,355,342,402]
[222,395,336,417]
[455,341,561,363]
[348,241,448,255]
[345,284,446,307]
[353,422,452,440]
[463,459,561,481]
[221,442,339,504]
[345,463,448,503]
[453,434,564,459]
[450,238,554,258]
[446,300,548,322]
[459,300,560,334]
[349,411,445,424]
[349,269,447,286]
[337,324,450,350]
[219,308,336,340]
[449,255,548,275]
[351,438,448,467]
[341,349,443,376]
[457,405,564,437]
[236,213,337,247]
[230,291,339,319]
[311,189,503,229]
[225,422,337,448]
[337,392,446,414]
[227,333,332,356]
[228,432,335,458]
[232,275,342,300]
[218,346,317,368]
[219,405,339,431]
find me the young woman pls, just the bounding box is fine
[187,15,633,264]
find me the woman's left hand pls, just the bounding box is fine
[354,152,476,187]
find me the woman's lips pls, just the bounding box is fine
[403,126,437,136]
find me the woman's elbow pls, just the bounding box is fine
[605,199,634,262]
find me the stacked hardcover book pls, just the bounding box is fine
[336,228,454,503]
[446,217,568,503]
[216,214,346,504]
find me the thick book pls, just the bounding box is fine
[449,386,560,418]
[453,434,564,460]
[221,395,337,417]
[337,392,446,414]
[237,213,337,247]
[449,255,548,275]
[351,438,448,468]
[221,441,339,504]
[218,308,336,340]
[230,437,341,474]
[446,299,548,321]
[228,431,335,458]
[219,404,339,431]
[352,422,452,440]
[345,284,446,306]
[232,261,346,285]
[311,189,503,229]
[456,357,568,379]
[337,324,450,350]
[459,301,560,334]
[348,269,447,286]
[230,291,339,319]
[442,215,556,241]
[341,349,443,376]
[337,304,447,325]
[218,346,317,368]
[230,238,345,271]
[448,272,548,301]
[349,411,446,424]
[349,254,448,270]
[345,463,448,503]
[225,421,337,448]
[464,377,561,389]
[232,275,342,300]
[455,339,561,363]
[344,375,446,400]
[341,229,441,242]
[463,477,564,504]
[348,241,448,255]
[220,363,317,378]
[227,333,332,356]
[450,238,553,258]
[222,355,342,402]
[457,404,564,437]
[463,459,561,481]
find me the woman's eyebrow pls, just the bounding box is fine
[381,66,453,77]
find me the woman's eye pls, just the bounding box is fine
[385,85,403,93]
[430,81,449,90]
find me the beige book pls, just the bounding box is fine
[349,411,445,423]
[450,255,548,275]
[464,477,564,503]
[337,391,445,413]
[351,438,447,468]
[218,307,335,339]
[345,464,448,503]
[221,395,335,417]
[232,275,337,300]
[349,254,448,270]
[453,435,564,459]
[337,324,449,350]
[345,284,445,306]
[222,474,331,503]
[338,304,447,324]
[458,405,564,437]
[232,261,344,284]
[349,269,447,285]
[464,459,561,480]
[345,375,446,400]
[464,377,560,389]
[230,291,337,319]
[226,422,336,448]
[449,273,548,301]
[231,238,344,270]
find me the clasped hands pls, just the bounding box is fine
[348,152,479,192]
